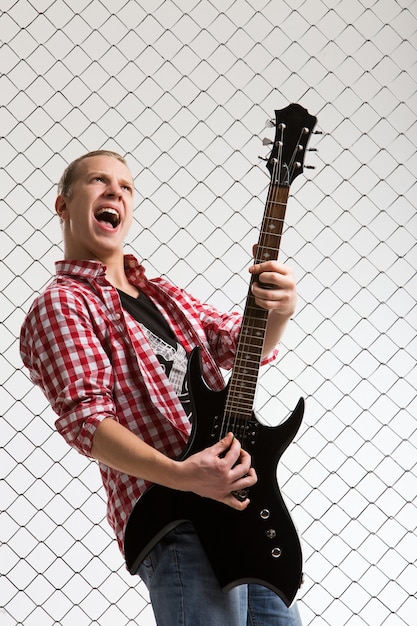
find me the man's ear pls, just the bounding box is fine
[55,195,68,221]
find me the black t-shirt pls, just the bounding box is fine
[118,289,192,420]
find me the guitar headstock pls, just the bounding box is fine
[266,103,317,187]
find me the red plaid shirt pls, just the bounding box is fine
[20,255,277,554]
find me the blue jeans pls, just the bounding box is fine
[137,522,302,626]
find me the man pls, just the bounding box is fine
[20,150,302,625]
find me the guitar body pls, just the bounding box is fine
[124,347,305,606]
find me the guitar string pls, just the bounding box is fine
[222,153,284,446]
[219,132,296,491]
[287,128,308,182]
[222,125,304,445]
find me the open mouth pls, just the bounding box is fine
[95,207,121,229]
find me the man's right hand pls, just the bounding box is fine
[175,432,258,510]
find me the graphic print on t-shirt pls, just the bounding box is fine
[139,323,192,420]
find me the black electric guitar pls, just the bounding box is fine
[124,103,317,607]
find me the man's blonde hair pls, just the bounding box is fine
[57,150,128,196]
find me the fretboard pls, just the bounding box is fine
[225,184,289,423]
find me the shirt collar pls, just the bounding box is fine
[55,254,147,287]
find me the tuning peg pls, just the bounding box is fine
[265,119,275,128]
[313,130,323,134]
[258,155,268,161]
[262,137,274,146]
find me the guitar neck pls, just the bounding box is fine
[225,185,289,421]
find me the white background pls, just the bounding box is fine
[1,1,416,624]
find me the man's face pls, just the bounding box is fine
[55,155,135,261]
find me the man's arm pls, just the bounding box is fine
[91,417,257,510]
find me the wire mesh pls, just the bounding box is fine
[1,1,416,625]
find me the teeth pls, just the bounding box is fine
[95,207,120,227]
[96,207,119,217]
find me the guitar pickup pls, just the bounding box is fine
[211,416,258,447]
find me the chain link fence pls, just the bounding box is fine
[1,1,416,624]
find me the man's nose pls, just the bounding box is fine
[105,181,122,198]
